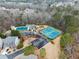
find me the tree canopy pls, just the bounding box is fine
[23,45,35,56]
[60,33,75,48]
[63,15,79,33]
[72,10,79,15]
[11,30,21,37]
[0,32,6,38]
[53,12,62,20]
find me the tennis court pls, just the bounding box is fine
[40,26,61,40]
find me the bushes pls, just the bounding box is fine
[72,10,79,15]
[53,12,62,20]
[23,45,35,56]
[63,15,79,33]
[60,33,75,48]
[0,32,6,38]
[17,40,23,49]
[40,48,46,58]
[59,50,68,59]
[11,30,21,37]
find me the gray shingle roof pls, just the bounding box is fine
[0,55,8,59]
[3,36,18,48]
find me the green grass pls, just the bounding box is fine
[40,48,46,58]
[23,45,35,56]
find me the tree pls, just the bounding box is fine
[72,10,79,15]
[59,50,68,59]
[0,32,6,38]
[23,45,35,56]
[63,15,79,33]
[60,33,75,48]
[0,10,15,32]
[40,48,46,58]
[65,5,73,12]
[11,30,21,37]
[53,12,62,20]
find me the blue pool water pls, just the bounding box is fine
[16,26,28,31]
[40,26,62,40]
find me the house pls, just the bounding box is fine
[0,55,8,59]
[0,36,20,55]
[3,36,20,49]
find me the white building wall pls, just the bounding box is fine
[15,37,20,46]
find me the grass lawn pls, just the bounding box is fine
[40,48,46,58]
[23,45,35,56]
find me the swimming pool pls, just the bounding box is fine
[40,26,62,40]
[16,26,28,31]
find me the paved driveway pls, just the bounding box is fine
[7,48,24,59]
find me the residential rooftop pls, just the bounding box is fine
[0,55,8,59]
